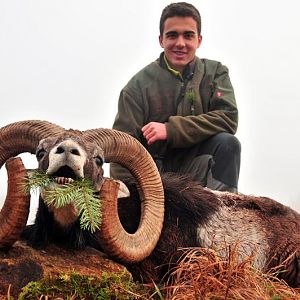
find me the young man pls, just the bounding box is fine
[110,2,240,192]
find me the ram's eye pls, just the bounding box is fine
[95,156,104,167]
[36,149,46,161]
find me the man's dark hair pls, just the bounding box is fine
[159,2,201,36]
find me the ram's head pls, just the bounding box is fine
[0,120,164,263]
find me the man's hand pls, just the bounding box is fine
[142,122,167,145]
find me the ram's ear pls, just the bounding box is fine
[114,180,130,198]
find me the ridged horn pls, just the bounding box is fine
[0,158,30,249]
[0,120,65,248]
[0,120,65,164]
[83,128,164,263]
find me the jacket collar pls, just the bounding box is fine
[159,52,196,80]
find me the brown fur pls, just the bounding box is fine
[119,175,300,286]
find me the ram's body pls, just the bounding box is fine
[0,120,300,287]
[118,175,300,286]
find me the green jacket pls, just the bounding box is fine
[111,53,238,179]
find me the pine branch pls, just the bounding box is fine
[24,171,52,193]
[44,183,82,208]
[24,171,102,232]
[74,183,102,233]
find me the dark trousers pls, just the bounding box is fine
[158,133,241,192]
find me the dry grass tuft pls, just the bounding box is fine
[163,246,300,300]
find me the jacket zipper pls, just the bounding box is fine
[176,78,195,115]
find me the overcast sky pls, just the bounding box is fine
[1,0,300,220]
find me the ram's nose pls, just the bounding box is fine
[55,143,81,157]
[47,139,87,177]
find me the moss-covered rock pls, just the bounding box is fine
[18,272,154,300]
[0,241,133,298]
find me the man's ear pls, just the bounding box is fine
[159,35,164,48]
[197,35,202,48]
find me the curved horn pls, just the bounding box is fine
[0,120,65,247]
[83,128,164,263]
[0,120,65,164]
[0,158,30,249]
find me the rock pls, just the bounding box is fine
[0,241,129,298]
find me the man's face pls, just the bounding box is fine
[159,16,202,73]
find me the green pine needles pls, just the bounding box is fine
[186,88,196,115]
[24,171,102,233]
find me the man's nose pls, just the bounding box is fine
[175,35,185,48]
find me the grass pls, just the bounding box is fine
[163,247,300,300]
[17,271,160,300]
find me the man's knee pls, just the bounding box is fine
[209,133,241,190]
[213,132,241,158]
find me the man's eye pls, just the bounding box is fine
[36,149,46,161]
[166,33,177,39]
[184,33,195,39]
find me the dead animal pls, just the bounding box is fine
[0,120,300,287]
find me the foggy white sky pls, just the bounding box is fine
[1,0,300,219]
